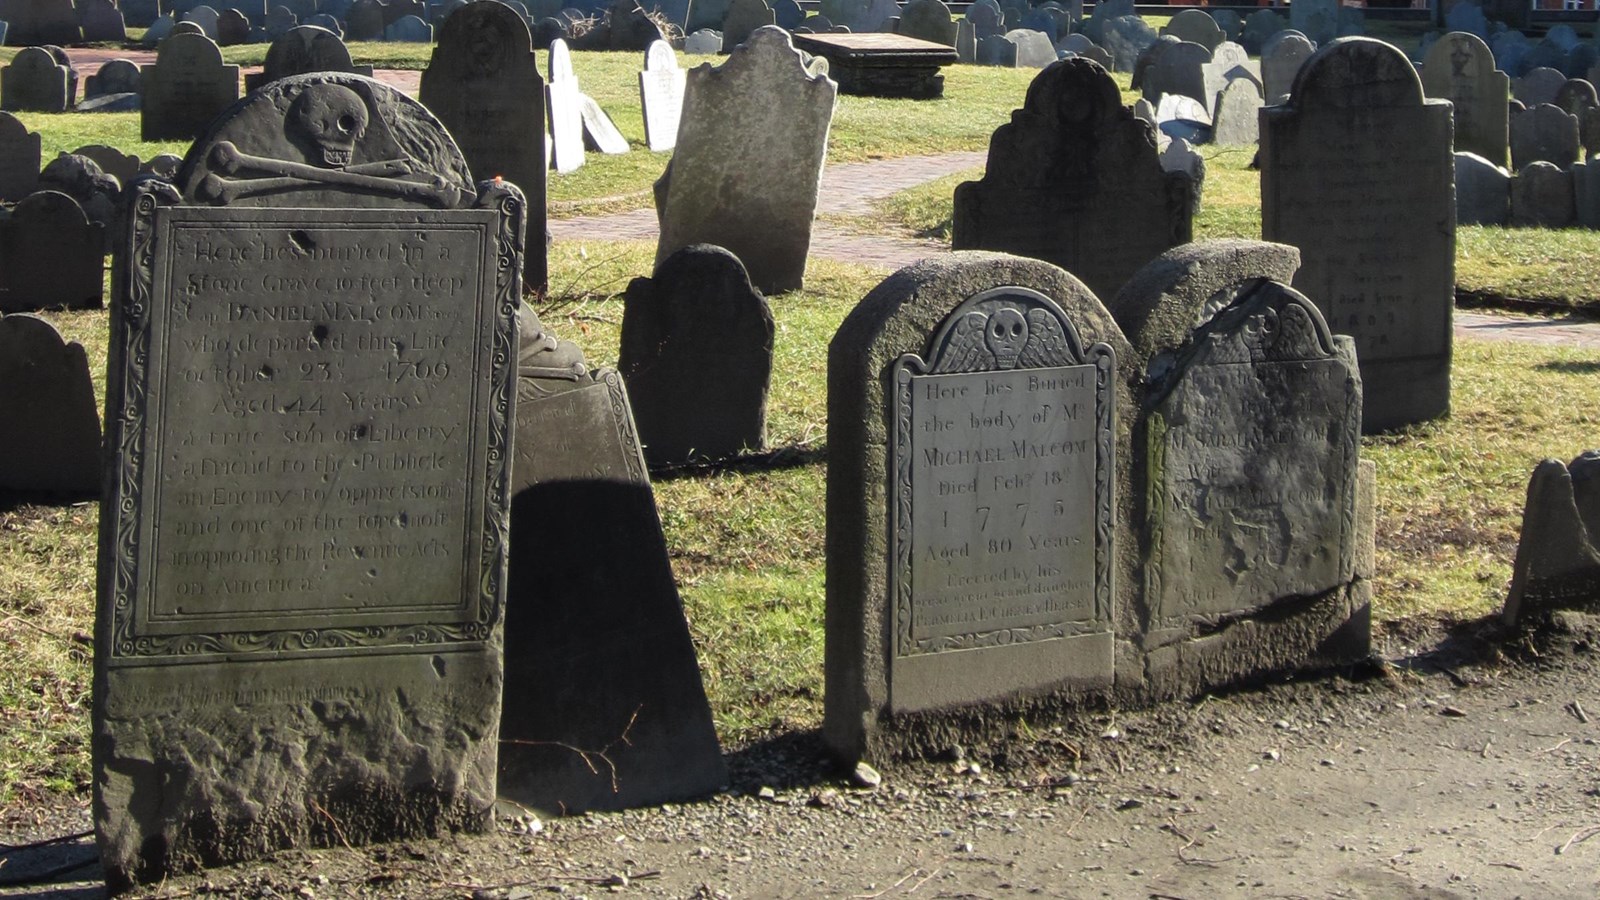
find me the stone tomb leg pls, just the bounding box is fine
[95,73,520,888]
[825,252,1133,765]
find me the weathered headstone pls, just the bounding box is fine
[182,3,220,37]
[79,0,128,41]
[656,26,837,294]
[0,0,80,43]
[687,0,730,32]
[1161,7,1221,52]
[71,143,140,185]
[84,57,142,99]
[578,92,629,153]
[123,0,162,27]
[953,58,1194,303]
[1200,40,1259,114]
[246,24,372,91]
[546,37,584,173]
[682,27,721,54]
[1290,0,1334,46]
[216,6,250,43]
[1141,39,1208,107]
[498,308,727,814]
[720,0,773,49]
[1503,452,1600,627]
[1510,102,1580,169]
[1101,14,1156,73]
[975,33,1017,67]
[421,0,549,294]
[1,45,70,112]
[1211,77,1262,146]
[95,72,519,888]
[1421,31,1509,167]
[955,18,975,62]
[1005,28,1054,69]
[1455,151,1510,225]
[824,252,1128,764]
[1260,37,1453,433]
[772,0,803,29]
[263,4,298,38]
[140,32,240,141]
[1510,160,1575,227]
[897,0,954,47]
[1159,135,1204,208]
[1240,8,1285,55]
[383,12,431,40]
[0,313,101,495]
[1261,31,1313,105]
[1515,65,1566,107]
[0,110,40,201]
[1553,77,1600,156]
[639,39,685,152]
[618,244,772,467]
[344,0,385,38]
[0,191,103,310]
[140,13,176,45]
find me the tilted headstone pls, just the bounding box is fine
[1510,102,1580,169]
[0,191,103,310]
[721,0,773,49]
[498,308,727,814]
[1503,452,1600,627]
[683,27,721,54]
[1454,151,1510,225]
[1260,37,1453,433]
[619,244,773,467]
[1156,91,1210,128]
[1,46,70,113]
[546,38,584,173]
[79,0,128,41]
[95,72,520,887]
[420,0,549,294]
[953,59,1195,302]
[140,33,240,141]
[0,111,40,202]
[1211,77,1262,146]
[1141,39,1208,107]
[84,57,142,99]
[1110,241,1371,699]
[1160,8,1221,52]
[0,313,101,495]
[896,0,954,46]
[1261,31,1314,105]
[955,18,975,62]
[824,252,1129,764]
[578,92,629,153]
[1290,0,1334,45]
[1510,160,1575,227]
[246,25,372,91]
[656,27,837,294]
[1421,31,1509,167]
[140,13,176,46]
[1515,66,1566,107]
[639,39,685,152]
[1200,41,1259,115]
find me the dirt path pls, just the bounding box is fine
[5,619,1600,899]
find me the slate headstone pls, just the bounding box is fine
[1101,14,1156,73]
[264,5,298,38]
[499,309,727,814]
[0,313,101,495]
[1421,31,1509,167]
[1142,39,1208,107]
[95,72,517,888]
[383,13,431,40]
[1515,65,1566,107]
[0,109,40,202]
[183,3,220,37]
[140,13,176,45]
[687,0,730,31]
[84,57,141,98]
[1161,8,1222,52]
[140,32,240,141]
[857,0,897,33]
[953,59,1195,301]
[345,0,385,38]
[72,143,140,184]
[1240,8,1285,55]
[0,191,102,311]
[1,46,70,112]
[1444,1,1488,39]
[1004,28,1053,69]
[216,6,250,43]
[1553,77,1600,155]
[123,0,161,26]
[1454,151,1510,225]
[1503,452,1600,626]
[1576,160,1600,228]
[619,244,773,466]
[1290,0,1334,45]
[1260,37,1453,433]
[976,33,1016,67]
[246,24,372,91]
[683,27,721,54]
[1211,77,1262,146]
[420,0,549,293]
[79,0,128,40]
[0,0,80,43]
[720,0,773,52]
[1261,31,1314,105]
[639,38,685,152]
[578,92,628,153]
[1510,160,1575,227]
[656,26,837,294]
[824,252,1128,764]
[546,37,584,172]
[1510,102,1580,169]
[772,0,803,29]
[1159,135,1204,209]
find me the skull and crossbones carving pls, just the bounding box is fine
[291,84,369,168]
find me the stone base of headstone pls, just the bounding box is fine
[1504,452,1600,627]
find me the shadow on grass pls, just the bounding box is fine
[1535,360,1600,375]
[0,489,98,516]
[650,443,826,482]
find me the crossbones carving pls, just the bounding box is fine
[198,140,471,207]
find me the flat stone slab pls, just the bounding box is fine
[791,31,957,99]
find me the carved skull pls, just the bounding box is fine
[986,308,1028,369]
[289,84,369,168]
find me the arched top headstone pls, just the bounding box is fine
[434,0,535,71]
[157,31,228,69]
[549,36,575,80]
[1288,36,1425,109]
[263,25,359,81]
[645,37,675,70]
[177,73,477,209]
[1422,29,1498,82]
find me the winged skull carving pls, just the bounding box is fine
[933,306,1072,373]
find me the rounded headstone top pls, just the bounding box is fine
[158,31,227,66]
[263,25,357,80]
[435,0,535,70]
[1421,29,1495,76]
[9,46,62,71]
[1022,57,1125,131]
[0,110,30,139]
[177,72,477,209]
[1288,36,1425,108]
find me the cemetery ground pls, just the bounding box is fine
[6,43,1600,897]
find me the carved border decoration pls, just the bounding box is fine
[888,286,1116,659]
[102,180,522,665]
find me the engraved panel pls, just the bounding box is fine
[890,287,1115,658]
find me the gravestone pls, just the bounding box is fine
[0,313,101,495]
[84,57,142,98]
[39,150,121,237]
[953,58,1194,303]
[1260,37,1453,433]
[1240,9,1284,55]
[0,191,103,310]
[1200,40,1258,115]
[0,110,40,201]
[499,308,727,814]
[0,0,80,43]
[897,0,954,46]
[1510,102,1580,169]
[1261,31,1313,105]
[183,4,220,37]
[955,18,975,62]
[1018,7,1060,42]
[345,0,385,38]
[1211,77,1262,146]
[721,0,773,49]
[772,0,803,29]
[420,0,549,294]
[639,39,685,152]
[246,25,372,91]
[1515,65,1566,107]
[1510,160,1574,227]
[383,13,431,40]
[124,0,161,26]
[824,252,1128,764]
[143,152,183,178]
[1005,28,1054,69]
[140,32,240,141]
[1141,39,1208,107]
[619,244,772,466]
[1577,161,1600,227]
[1503,452,1600,626]
[1131,33,1178,91]
[1101,14,1156,73]
[682,27,721,54]
[1110,242,1371,699]
[1159,135,1204,208]
[976,34,1016,67]
[546,38,584,172]
[1161,8,1221,52]
[79,0,128,40]
[1553,78,1600,156]
[306,12,343,35]
[687,0,730,32]
[1290,0,1334,46]
[95,72,519,888]
[791,31,956,98]
[216,6,250,43]
[1211,8,1240,41]
[1,46,70,112]
[1079,0,1128,44]
[656,26,837,294]
[140,13,176,45]
[1156,91,1209,129]
[579,93,628,153]
[1455,151,1510,225]
[1421,31,1509,167]
[73,143,140,184]
[264,5,298,38]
